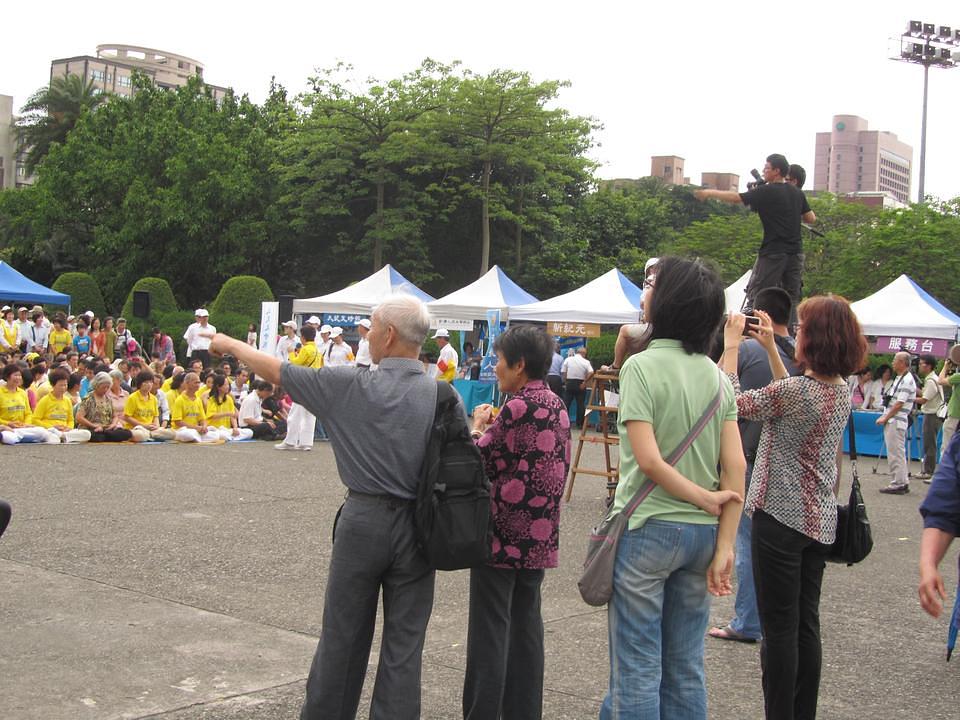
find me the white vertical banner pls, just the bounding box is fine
[259,302,279,356]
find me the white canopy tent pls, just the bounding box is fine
[850,274,960,341]
[725,270,751,313]
[427,265,538,321]
[508,268,642,325]
[292,264,434,316]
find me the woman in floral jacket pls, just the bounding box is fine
[464,324,571,720]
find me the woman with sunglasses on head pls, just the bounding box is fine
[721,296,867,720]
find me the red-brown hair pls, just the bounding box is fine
[795,295,867,377]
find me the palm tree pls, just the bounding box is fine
[16,73,107,173]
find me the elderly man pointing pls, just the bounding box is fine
[210,295,445,720]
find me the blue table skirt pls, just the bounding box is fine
[452,378,596,424]
[843,410,933,460]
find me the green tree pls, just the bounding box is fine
[210,275,274,319]
[16,73,107,173]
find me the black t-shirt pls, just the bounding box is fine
[739,182,811,256]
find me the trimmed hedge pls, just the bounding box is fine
[210,276,274,322]
[50,272,107,318]
[587,333,617,369]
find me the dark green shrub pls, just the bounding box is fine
[50,272,107,318]
[587,333,617,369]
[210,276,274,322]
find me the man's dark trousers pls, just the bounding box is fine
[300,492,435,720]
[922,413,944,475]
[563,379,587,428]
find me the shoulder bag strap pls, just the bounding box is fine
[847,412,859,485]
[621,373,726,520]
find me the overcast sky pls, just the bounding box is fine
[3,1,959,200]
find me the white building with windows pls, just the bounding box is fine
[0,94,33,189]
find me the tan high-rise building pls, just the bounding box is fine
[50,44,228,101]
[0,94,33,189]
[700,172,740,192]
[813,115,912,204]
[651,155,685,185]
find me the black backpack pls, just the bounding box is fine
[415,382,492,570]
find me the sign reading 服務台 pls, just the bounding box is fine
[872,336,950,356]
[548,321,601,338]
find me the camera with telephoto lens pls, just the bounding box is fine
[746,168,766,190]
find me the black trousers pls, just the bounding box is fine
[0,499,11,539]
[745,252,804,325]
[463,565,546,720]
[89,428,133,442]
[190,349,212,368]
[246,420,285,440]
[752,510,829,720]
[563,379,587,428]
[546,375,562,396]
[922,414,943,475]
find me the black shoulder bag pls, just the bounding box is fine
[829,414,874,565]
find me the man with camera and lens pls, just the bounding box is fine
[694,154,815,319]
[877,351,917,495]
[937,349,960,460]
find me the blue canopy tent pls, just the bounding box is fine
[0,262,71,308]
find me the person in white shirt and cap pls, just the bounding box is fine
[276,320,300,362]
[433,329,458,383]
[355,319,374,369]
[326,327,355,367]
[183,309,217,368]
[318,323,333,363]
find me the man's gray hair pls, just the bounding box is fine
[894,351,911,366]
[374,295,431,347]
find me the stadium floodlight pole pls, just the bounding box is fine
[891,21,959,203]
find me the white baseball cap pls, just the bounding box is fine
[330,327,343,338]
[84,310,95,318]
[281,320,298,329]
[356,318,371,329]
[644,257,660,273]
[195,308,209,317]
[432,329,450,339]
[320,324,333,335]
[1,305,10,313]
[17,307,28,313]
[307,315,322,326]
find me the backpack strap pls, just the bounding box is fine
[621,372,726,520]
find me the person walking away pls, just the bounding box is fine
[561,347,593,428]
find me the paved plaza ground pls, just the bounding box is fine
[2,439,958,719]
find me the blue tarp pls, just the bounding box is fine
[0,262,71,306]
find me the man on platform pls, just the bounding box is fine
[210,294,444,720]
[878,351,917,495]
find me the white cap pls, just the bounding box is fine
[195,308,209,317]
[432,329,450,339]
[320,324,333,335]
[330,327,343,338]
[644,257,660,273]
[18,306,28,313]
[356,318,371,329]
[67,314,76,321]
[282,320,298,329]
[84,310,95,318]
[307,315,322,325]
[1,305,10,313]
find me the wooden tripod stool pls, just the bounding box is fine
[564,369,620,502]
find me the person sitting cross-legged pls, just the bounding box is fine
[0,364,59,444]
[238,380,284,440]
[31,368,91,443]
[205,373,253,442]
[172,372,219,443]
[123,370,176,442]
[75,372,134,442]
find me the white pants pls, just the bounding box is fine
[1,427,59,445]
[283,403,316,448]
[884,421,908,487]
[175,427,220,443]
[47,427,92,444]
[130,426,177,442]
[211,426,253,442]
[941,417,958,460]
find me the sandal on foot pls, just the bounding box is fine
[707,625,758,643]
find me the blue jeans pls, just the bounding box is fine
[728,462,761,639]
[600,519,717,720]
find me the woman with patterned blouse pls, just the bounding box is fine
[464,325,571,720]
[75,372,134,442]
[721,296,867,720]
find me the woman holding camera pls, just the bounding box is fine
[721,296,866,720]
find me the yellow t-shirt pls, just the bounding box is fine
[2,321,17,350]
[205,394,237,429]
[124,391,159,428]
[172,393,206,427]
[49,328,73,355]
[161,377,174,393]
[292,341,324,369]
[32,393,74,428]
[0,386,32,424]
[164,388,179,410]
[34,380,52,402]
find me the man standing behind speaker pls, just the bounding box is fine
[694,154,815,316]
[183,309,216,369]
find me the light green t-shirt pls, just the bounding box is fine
[613,339,738,530]
[948,373,960,418]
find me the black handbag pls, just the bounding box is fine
[829,414,873,565]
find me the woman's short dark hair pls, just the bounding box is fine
[133,370,155,389]
[171,373,186,391]
[68,372,82,391]
[300,325,317,341]
[796,295,867,377]
[753,287,792,326]
[48,368,70,386]
[648,256,725,355]
[492,325,553,380]
[3,363,23,381]
[874,363,891,381]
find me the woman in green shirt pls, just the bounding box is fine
[601,257,745,720]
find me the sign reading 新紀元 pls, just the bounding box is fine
[548,321,601,338]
